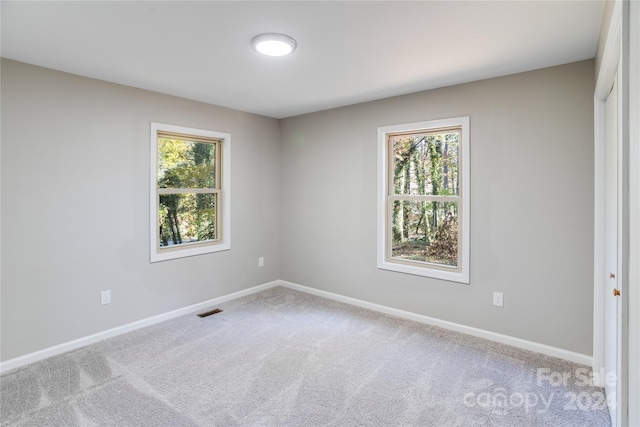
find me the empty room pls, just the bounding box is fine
[1,1,639,426]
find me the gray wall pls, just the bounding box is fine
[280,60,595,355]
[1,59,281,361]
[2,59,595,361]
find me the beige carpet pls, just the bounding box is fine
[1,286,610,426]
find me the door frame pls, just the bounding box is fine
[596,2,640,425]
[593,0,626,424]
[627,2,640,424]
[603,69,621,426]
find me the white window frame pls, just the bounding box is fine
[150,122,231,262]
[377,117,469,283]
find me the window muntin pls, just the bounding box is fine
[151,123,230,262]
[378,117,469,283]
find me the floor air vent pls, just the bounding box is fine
[197,308,223,318]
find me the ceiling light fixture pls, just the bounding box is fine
[251,33,297,57]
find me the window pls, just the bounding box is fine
[377,117,469,283]
[150,122,230,262]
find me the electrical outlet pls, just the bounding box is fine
[101,290,111,305]
[258,257,264,267]
[493,291,504,307]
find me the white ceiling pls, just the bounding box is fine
[1,1,604,119]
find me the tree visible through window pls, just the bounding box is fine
[158,136,219,246]
[151,123,231,262]
[378,117,469,283]
[390,129,459,266]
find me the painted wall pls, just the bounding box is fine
[2,59,596,362]
[280,60,595,355]
[1,59,281,361]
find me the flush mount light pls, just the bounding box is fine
[251,33,297,57]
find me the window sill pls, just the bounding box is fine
[151,242,230,263]
[377,259,469,284]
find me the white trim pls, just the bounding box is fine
[596,2,623,97]
[279,280,592,366]
[593,0,622,387]
[627,2,640,424]
[377,117,470,284]
[149,122,231,263]
[593,96,606,385]
[0,279,591,374]
[0,281,281,374]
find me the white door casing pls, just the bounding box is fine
[593,0,628,425]
[604,74,622,426]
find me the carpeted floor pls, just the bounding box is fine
[1,286,611,426]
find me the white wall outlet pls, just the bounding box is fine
[101,290,111,305]
[493,291,504,307]
[258,257,264,267]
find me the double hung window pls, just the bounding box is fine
[150,123,230,262]
[378,117,469,283]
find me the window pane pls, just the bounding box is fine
[159,193,217,247]
[391,200,458,266]
[158,138,217,189]
[392,131,459,196]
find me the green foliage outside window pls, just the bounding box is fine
[391,131,460,266]
[157,138,218,247]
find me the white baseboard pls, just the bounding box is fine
[277,280,593,366]
[1,278,592,374]
[0,280,281,374]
